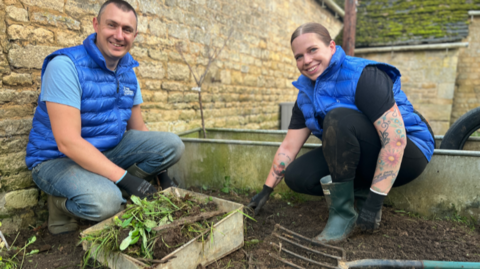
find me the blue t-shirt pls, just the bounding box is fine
[40,55,143,109]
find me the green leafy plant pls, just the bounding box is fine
[221,176,231,194]
[0,235,38,269]
[81,192,229,268]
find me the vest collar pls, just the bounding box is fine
[315,45,345,82]
[83,33,139,75]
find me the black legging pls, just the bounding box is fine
[284,108,429,196]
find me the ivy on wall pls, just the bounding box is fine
[334,0,480,47]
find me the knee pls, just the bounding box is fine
[79,189,123,221]
[284,165,296,189]
[324,108,351,131]
[164,133,185,164]
[284,165,306,193]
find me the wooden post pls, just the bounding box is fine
[343,0,357,56]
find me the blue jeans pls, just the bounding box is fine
[32,130,184,221]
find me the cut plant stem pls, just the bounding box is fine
[152,210,226,231]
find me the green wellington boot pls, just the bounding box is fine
[48,196,78,235]
[354,188,382,229]
[314,176,358,244]
[126,164,157,183]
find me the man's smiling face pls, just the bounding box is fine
[93,3,137,69]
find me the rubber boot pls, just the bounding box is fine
[320,175,333,208]
[314,179,357,244]
[48,196,78,235]
[126,164,157,182]
[354,188,382,229]
[158,170,178,190]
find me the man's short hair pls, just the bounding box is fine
[97,0,138,29]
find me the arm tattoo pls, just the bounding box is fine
[372,171,397,185]
[376,106,402,148]
[272,153,292,179]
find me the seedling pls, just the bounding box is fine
[221,176,231,194]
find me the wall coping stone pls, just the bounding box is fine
[355,42,469,54]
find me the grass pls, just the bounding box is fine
[394,208,477,231]
[0,230,38,269]
[275,190,309,205]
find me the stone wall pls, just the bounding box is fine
[356,49,459,135]
[0,0,342,232]
[451,15,480,124]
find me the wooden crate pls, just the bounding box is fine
[81,187,244,269]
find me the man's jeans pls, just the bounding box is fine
[32,130,184,222]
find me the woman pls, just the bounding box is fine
[248,23,435,243]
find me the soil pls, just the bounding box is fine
[1,187,480,269]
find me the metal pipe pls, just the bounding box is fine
[355,42,468,54]
[343,0,357,56]
[179,129,479,141]
[346,259,423,268]
[181,137,480,157]
[323,0,345,18]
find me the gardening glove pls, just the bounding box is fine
[356,190,385,231]
[116,172,157,199]
[247,185,273,216]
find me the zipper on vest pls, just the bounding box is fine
[117,80,119,93]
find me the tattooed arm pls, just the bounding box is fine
[371,103,407,194]
[265,128,311,188]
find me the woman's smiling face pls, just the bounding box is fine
[291,33,336,81]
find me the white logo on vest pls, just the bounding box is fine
[124,87,134,96]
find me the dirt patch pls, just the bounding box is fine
[1,188,479,269]
[201,188,480,269]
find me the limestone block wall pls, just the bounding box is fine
[356,50,459,135]
[451,15,480,125]
[0,0,342,232]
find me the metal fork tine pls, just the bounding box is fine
[270,242,340,269]
[274,224,346,259]
[272,232,342,261]
[269,253,306,269]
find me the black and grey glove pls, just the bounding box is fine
[247,185,274,216]
[117,172,157,199]
[356,190,385,231]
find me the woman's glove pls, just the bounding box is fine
[117,172,157,199]
[356,190,385,231]
[247,185,274,216]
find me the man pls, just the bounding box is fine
[25,0,184,235]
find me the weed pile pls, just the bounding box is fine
[81,192,223,268]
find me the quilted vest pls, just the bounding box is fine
[293,46,434,161]
[26,33,139,169]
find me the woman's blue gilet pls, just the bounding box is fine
[25,33,139,169]
[293,46,434,161]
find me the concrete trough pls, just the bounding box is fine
[171,128,480,220]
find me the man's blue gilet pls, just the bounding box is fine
[25,33,139,169]
[293,46,434,161]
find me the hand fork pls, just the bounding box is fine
[269,224,480,269]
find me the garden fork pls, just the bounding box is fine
[269,224,480,269]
